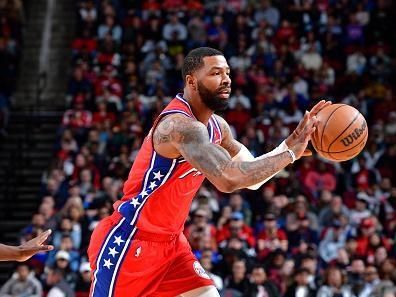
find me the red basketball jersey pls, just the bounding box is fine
[114,94,222,235]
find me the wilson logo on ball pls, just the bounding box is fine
[340,121,367,147]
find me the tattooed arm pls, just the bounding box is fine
[153,113,316,193]
[215,114,289,190]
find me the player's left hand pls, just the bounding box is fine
[15,229,53,262]
[285,99,332,156]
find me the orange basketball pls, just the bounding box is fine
[311,104,368,162]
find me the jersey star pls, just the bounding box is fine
[148,181,157,190]
[140,190,148,198]
[108,247,119,257]
[103,258,114,269]
[130,197,141,208]
[113,235,125,246]
[153,170,164,181]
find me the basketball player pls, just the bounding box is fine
[0,229,53,262]
[88,47,330,297]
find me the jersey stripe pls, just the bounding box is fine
[116,151,156,213]
[212,115,222,141]
[117,152,177,225]
[208,118,214,142]
[92,153,178,296]
[160,109,193,119]
[130,154,177,225]
[175,94,197,119]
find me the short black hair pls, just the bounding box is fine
[181,47,224,82]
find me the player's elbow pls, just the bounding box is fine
[214,177,239,193]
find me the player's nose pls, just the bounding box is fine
[222,73,231,85]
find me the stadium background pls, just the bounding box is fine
[0,0,395,296]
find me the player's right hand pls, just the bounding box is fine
[288,111,318,160]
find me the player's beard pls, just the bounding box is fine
[197,81,230,111]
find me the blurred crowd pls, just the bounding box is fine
[1,0,395,296]
[0,0,23,136]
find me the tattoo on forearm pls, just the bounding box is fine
[153,115,291,190]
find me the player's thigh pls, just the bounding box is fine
[89,216,175,297]
[178,286,220,297]
[91,237,174,297]
[153,235,214,296]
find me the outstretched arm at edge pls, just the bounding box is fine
[0,230,53,262]
[153,114,315,193]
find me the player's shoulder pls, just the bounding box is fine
[154,113,209,143]
[158,112,206,130]
[212,114,231,135]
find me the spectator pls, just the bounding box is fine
[316,266,354,297]
[256,212,288,261]
[184,208,217,253]
[98,16,122,43]
[45,267,75,297]
[245,264,280,297]
[300,255,319,292]
[300,45,323,71]
[47,236,80,273]
[287,214,319,254]
[162,13,187,41]
[359,265,381,297]
[346,50,366,75]
[224,259,250,294]
[228,192,252,226]
[304,161,337,198]
[228,88,251,110]
[254,0,280,29]
[318,196,350,229]
[349,193,371,230]
[355,217,390,259]
[284,268,316,297]
[347,258,365,297]
[75,262,91,297]
[319,220,348,263]
[78,0,97,22]
[52,250,78,288]
[0,263,42,297]
[217,211,256,249]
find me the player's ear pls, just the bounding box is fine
[186,75,197,91]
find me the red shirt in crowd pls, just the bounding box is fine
[256,229,288,260]
[216,223,256,248]
[72,37,97,53]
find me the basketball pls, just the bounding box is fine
[311,104,368,162]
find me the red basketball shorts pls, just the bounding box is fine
[87,212,214,297]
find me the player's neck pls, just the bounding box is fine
[182,90,213,125]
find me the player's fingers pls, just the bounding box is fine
[311,100,332,115]
[302,116,317,134]
[37,229,52,244]
[31,245,54,252]
[304,126,316,141]
[310,100,331,115]
[302,149,312,156]
[297,111,310,131]
[308,100,325,115]
[40,245,54,251]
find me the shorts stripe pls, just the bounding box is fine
[90,218,126,297]
[108,226,137,297]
